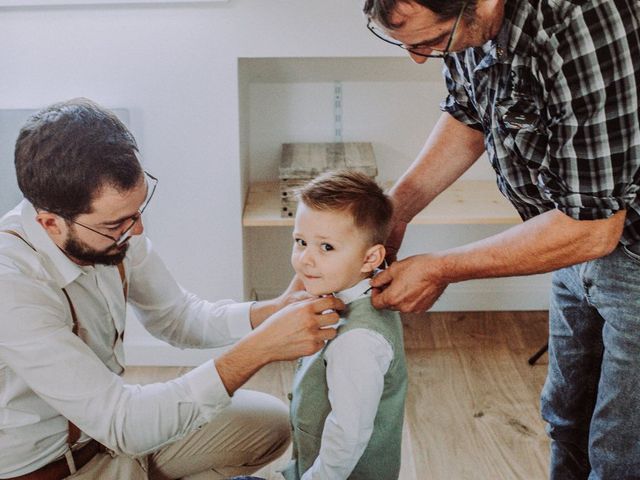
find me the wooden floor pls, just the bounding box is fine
[123,311,550,480]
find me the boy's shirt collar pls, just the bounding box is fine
[333,275,375,305]
[325,271,381,330]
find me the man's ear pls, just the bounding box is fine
[35,211,64,236]
[361,244,386,274]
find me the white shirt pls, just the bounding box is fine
[300,278,395,480]
[0,201,253,478]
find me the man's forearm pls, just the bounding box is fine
[216,296,345,395]
[436,209,626,283]
[249,299,279,329]
[250,275,311,329]
[214,333,271,395]
[390,113,485,222]
[372,205,626,313]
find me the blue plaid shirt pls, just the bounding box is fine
[441,0,640,244]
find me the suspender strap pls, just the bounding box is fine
[2,228,128,299]
[2,229,36,249]
[117,261,128,300]
[61,288,80,336]
[1,229,127,452]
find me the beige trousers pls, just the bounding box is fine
[67,390,291,479]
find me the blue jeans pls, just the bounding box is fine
[541,244,640,479]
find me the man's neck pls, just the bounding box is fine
[479,0,506,40]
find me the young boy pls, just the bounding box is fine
[281,170,408,480]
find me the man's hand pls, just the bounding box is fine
[370,254,448,313]
[215,295,345,394]
[254,296,344,360]
[277,275,315,308]
[371,210,627,314]
[250,275,314,328]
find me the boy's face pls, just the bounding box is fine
[291,203,376,296]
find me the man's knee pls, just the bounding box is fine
[149,390,291,479]
[231,390,291,461]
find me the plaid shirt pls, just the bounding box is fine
[441,0,640,244]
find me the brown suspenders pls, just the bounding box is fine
[1,229,128,451]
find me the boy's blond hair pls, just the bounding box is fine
[297,170,394,245]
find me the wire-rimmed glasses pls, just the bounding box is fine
[66,170,158,246]
[366,1,468,58]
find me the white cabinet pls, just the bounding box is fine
[238,56,550,310]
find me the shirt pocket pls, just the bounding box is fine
[495,98,548,162]
[493,65,549,171]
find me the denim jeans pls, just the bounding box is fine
[541,244,640,480]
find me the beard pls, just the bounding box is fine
[63,234,129,266]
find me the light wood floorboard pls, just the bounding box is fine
[123,310,550,480]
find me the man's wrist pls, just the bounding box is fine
[426,251,458,285]
[249,298,280,329]
[389,193,418,225]
[389,176,431,223]
[215,330,272,395]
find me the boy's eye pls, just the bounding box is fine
[295,238,307,247]
[321,243,334,252]
[104,224,122,232]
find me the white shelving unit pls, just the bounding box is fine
[238,56,550,313]
[243,180,521,227]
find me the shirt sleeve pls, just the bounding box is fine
[440,59,484,132]
[125,236,253,348]
[0,270,231,457]
[538,0,640,220]
[300,328,393,480]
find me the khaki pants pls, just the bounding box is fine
[68,390,290,479]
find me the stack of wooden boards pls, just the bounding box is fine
[278,142,378,218]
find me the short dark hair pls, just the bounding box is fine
[297,170,394,245]
[15,98,143,219]
[363,0,475,29]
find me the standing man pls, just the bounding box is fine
[0,98,344,479]
[363,0,639,478]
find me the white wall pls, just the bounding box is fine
[0,0,382,294]
[244,56,493,185]
[0,0,549,365]
[0,0,410,364]
[0,110,35,212]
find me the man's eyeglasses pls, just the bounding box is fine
[366,1,468,59]
[66,171,158,246]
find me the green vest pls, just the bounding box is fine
[282,296,408,480]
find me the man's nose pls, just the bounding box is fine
[132,217,144,236]
[408,51,429,64]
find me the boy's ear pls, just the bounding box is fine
[361,244,386,274]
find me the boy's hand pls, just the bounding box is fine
[250,275,314,328]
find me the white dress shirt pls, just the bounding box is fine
[300,278,394,480]
[0,201,253,478]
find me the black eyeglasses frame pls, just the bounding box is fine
[64,170,158,247]
[366,1,468,59]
